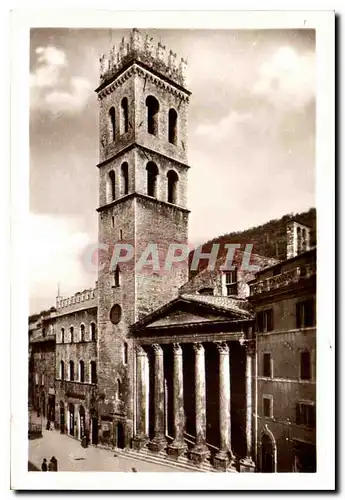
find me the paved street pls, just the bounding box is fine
[28,416,179,472]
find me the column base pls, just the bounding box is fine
[167,440,187,459]
[213,450,237,472]
[189,444,210,465]
[239,456,256,473]
[148,435,167,453]
[132,434,149,451]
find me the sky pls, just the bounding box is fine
[29,28,315,313]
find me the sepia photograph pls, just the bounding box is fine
[9,8,335,491]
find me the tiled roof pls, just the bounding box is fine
[180,294,253,318]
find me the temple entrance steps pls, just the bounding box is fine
[115,445,216,472]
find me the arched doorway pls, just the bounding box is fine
[60,401,65,434]
[79,405,86,440]
[115,421,125,449]
[91,410,98,445]
[261,431,276,472]
[69,403,75,436]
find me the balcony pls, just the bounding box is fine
[250,263,316,296]
[56,380,96,400]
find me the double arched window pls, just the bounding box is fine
[168,108,178,145]
[167,170,178,204]
[146,162,159,197]
[120,97,129,135]
[109,107,116,142]
[146,96,159,136]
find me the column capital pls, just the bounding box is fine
[172,343,183,355]
[135,345,147,356]
[215,341,229,354]
[152,344,163,355]
[243,339,256,356]
[193,342,204,353]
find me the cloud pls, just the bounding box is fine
[28,213,96,312]
[252,46,315,108]
[194,111,253,143]
[30,45,92,114]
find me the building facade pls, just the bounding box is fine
[249,221,316,472]
[28,30,317,472]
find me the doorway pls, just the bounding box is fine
[261,433,276,472]
[79,405,86,440]
[69,403,75,436]
[91,416,98,445]
[60,401,65,433]
[115,421,125,449]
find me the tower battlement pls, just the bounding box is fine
[99,28,187,89]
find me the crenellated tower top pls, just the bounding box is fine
[98,28,188,90]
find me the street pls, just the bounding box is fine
[28,417,181,473]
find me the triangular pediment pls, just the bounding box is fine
[147,308,228,328]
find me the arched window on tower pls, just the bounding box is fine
[167,170,178,204]
[60,360,64,380]
[120,97,129,134]
[70,326,74,343]
[146,162,159,198]
[108,170,116,202]
[168,108,178,145]
[146,96,159,136]
[121,162,129,195]
[109,107,116,142]
[123,343,128,365]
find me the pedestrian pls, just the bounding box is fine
[41,458,47,472]
[46,420,50,431]
[49,456,58,471]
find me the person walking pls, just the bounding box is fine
[41,458,47,472]
[48,456,58,471]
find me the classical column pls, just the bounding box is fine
[214,341,236,471]
[190,342,210,464]
[168,343,187,457]
[148,344,167,452]
[133,345,149,450]
[240,340,256,471]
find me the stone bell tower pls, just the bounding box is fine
[95,29,191,446]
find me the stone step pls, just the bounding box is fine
[116,447,215,473]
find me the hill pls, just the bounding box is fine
[189,207,316,278]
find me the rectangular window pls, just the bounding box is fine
[296,402,315,428]
[257,309,274,333]
[296,299,315,328]
[224,270,238,296]
[300,351,311,380]
[263,396,273,418]
[263,353,272,378]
